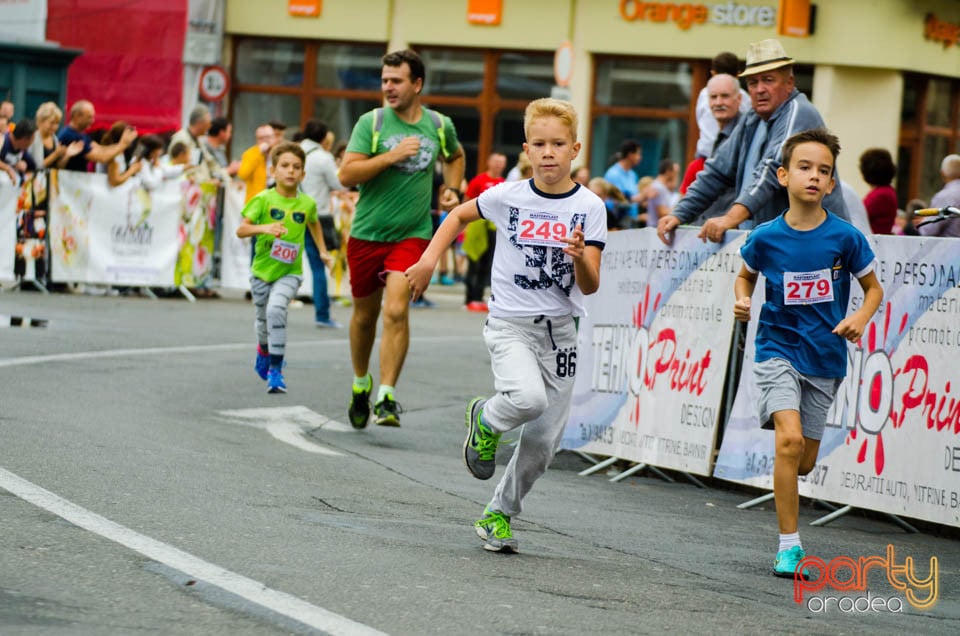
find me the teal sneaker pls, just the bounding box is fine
[463,398,501,480]
[474,508,518,553]
[774,545,812,580]
[348,375,372,429]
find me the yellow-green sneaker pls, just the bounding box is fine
[348,375,372,429]
[474,508,518,553]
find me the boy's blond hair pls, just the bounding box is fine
[524,98,578,141]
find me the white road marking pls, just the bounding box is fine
[218,406,350,456]
[0,466,387,636]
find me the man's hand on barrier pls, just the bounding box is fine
[657,215,679,245]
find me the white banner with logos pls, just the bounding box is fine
[714,235,960,527]
[0,181,15,281]
[561,228,743,476]
[49,171,179,286]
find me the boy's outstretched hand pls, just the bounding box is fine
[404,259,433,301]
[733,296,751,322]
[562,225,585,259]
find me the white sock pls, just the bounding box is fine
[778,532,801,552]
[376,384,395,403]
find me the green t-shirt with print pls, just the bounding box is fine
[346,107,459,243]
[242,188,318,282]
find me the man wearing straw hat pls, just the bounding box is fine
[658,39,848,245]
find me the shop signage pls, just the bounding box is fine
[925,13,960,49]
[288,0,321,17]
[467,0,502,25]
[619,1,776,30]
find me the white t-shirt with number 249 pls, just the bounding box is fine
[476,179,607,319]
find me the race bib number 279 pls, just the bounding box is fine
[783,269,833,305]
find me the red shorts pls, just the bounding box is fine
[347,236,430,298]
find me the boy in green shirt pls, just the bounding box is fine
[237,142,332,393]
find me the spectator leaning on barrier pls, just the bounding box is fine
[96,121,142,187]
[57,100,137,172]
[203,117,241,178]
[919,153,960,238]
[29,102,84,170]
[680,73,745,196]
[0,119,38,184]
[1,100,14,133]
[693,51,751,161]
[658,39,848,245]
[169,105,222,182]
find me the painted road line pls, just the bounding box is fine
[0,335,464,368]
[0,466,387,636]
[218,406,350,456]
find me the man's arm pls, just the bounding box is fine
[85,128,137,164]
[438,148,465,211]
[338,134,422,188]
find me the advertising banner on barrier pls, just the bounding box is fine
[714,235,960,527]
[219,182,252,291]
[560,228,743,476]
[50,172,180,286]
[174,180,217,288]
[0,182,15,282]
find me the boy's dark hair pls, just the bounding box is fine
[781,128,841,171]
[271,140,305,166]
[858,148,896,186]
[711,51,741,76]
[12,118,37,140]
[302,119,329,144]
[168,141,188,158]
[658,158,675,175]
[382,49,425,84]
[209,117,230,137]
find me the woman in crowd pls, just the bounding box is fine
[858,148,897,234]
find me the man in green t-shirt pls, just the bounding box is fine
[339,49,465,429]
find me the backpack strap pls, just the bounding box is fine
[371,106,448,158]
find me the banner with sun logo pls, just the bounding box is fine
[561,228,745,476]
[715,235,960,527]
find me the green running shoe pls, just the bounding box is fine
[474,508,518,553]
[463,398,500,480]
[348,375,372,429]
[374,396,402,427]
[774,545,812,580]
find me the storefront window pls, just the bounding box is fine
[898,73,960,204]
[594,58,693,111]
[313,97,382,146]
[590,115,688,179]
[496,52,554,101]
[315,43,385,91]
[235,40,305,87]
[231,93,301,152]
[420,49,485,96]
[926,78,953,128]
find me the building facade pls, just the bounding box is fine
[219,0,960,206]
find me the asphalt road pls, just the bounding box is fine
[1,286,958,635]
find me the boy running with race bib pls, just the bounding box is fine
[238,142,332,394]
[405,98,607,553]
[734,128,882,579]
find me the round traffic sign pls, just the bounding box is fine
[199,66,229,102]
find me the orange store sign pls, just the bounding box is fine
[467,0,502,25]
[619,1,776,30]
[288,0,321,17]
[925,14,960,49]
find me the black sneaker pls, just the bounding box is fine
[463,398,501,480]
[348,375,372,429]
[374,396,402,427]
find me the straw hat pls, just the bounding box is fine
[739,39,795,77]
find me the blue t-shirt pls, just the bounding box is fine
[603,163,639,219]
[740,212,875,378]
[57,127,93,171]
[1,133,36,174]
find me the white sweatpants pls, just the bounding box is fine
[482,314,578,518]
[250,274,302,357]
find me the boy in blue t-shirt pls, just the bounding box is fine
[733,128,883,580]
